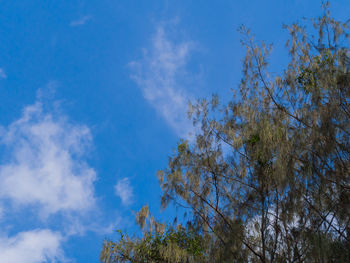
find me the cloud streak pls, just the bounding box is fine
[70,15,92,27]
[0,68,7,79]
[129,24,195,137]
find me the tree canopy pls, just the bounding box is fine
[101,3,350,262]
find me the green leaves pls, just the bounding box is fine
[101,226,205,263]
[177,139,189,154]
[247,133,260,146]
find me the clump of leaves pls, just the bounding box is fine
[101,206,206,263]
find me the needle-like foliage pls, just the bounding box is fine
[101,3,350,262]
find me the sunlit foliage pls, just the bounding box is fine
[101,3,350,262]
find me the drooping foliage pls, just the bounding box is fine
[100,205,206,263]
[101,3,350,262]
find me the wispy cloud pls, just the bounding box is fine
[0,68,7,79]
[0,102,96,218]
[92,216,123,235]
[62,212,123,237]
[114,177,133,206]
[70,15,92,27]
[129,23,195,138]
[0,205,3,220]
[0,229,64,263]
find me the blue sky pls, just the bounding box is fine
[0,1,349,262]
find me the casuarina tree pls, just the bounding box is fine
[101,3,350,262]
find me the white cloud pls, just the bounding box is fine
[0,102,96,217]
[70,15,92,27]
[90,216,123,235]
[0,205,3,220]
[61,212,122,237]
[130,24,194,137]
[0,68,7,79]
[0,229,64,263]
[114,177,133,206]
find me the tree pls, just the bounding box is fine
[100,205,206,263]
[101,3,350,262]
